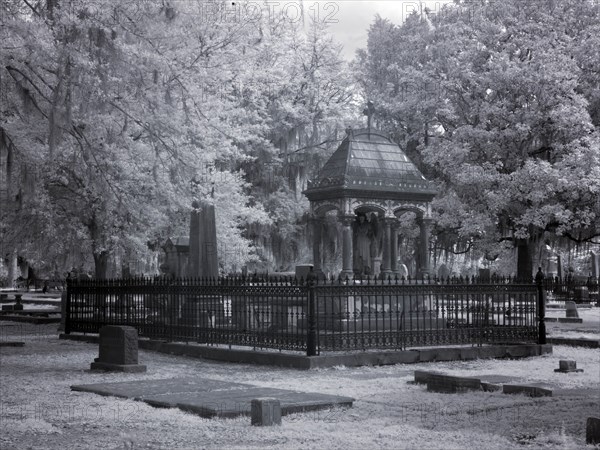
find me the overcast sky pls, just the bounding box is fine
[311,1,450,60]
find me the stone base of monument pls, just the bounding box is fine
[90,360,147,373]
[91,325,146,373]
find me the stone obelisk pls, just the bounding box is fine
[188,200,218,278]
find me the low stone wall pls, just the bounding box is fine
[59,333,552,369]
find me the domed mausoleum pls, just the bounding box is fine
[303,120,437,278]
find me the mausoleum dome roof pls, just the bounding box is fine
[304,127,437,201]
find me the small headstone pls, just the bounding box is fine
[587,417,600,445]
[479,268,491,282]
[295,264,313,280]
[565,301,579,318]
[251,398,281,426]
[0,293,7,301]
[437,264,450,280]
[574,286,589,302]
[554,360,583,373]
[12,294,24,310]
[90,326,146,372]
[398,264,409,278]
[58,292,67,332]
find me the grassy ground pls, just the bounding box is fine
[1,322,599,450]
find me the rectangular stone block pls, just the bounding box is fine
[2,305,14,311]
[413,370,443,384]
[13,304,23,311]
[251,398,281,426]
[503,384,552,397]
[559,360,576,371]
[97,325,139,365]
[426,374,482,393]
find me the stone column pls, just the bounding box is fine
[310,215,323,278]
[381,218,393,278]
[340,216,354,279]
[418,218,432,277]
[391,222,399,274]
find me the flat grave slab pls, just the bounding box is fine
[71,378,251,399]
[72,377,354,418]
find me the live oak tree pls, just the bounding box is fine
[356,0,600,278]
[1,0,355,277]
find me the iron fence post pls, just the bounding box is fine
[535,267,546,345]
[306,269,317,356]
[65,278,71,335]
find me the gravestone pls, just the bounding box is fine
[251,398,281,426]
[58,291,67,332]
[13,294,23,311]
[188,200,218,278]
[182,200,221,328]
[587,417,600,445]
[574,286,589,302]
[90,326,146,372]
[161,237,189,277]
[478,268,491,282]
[398,264,409,279]
[295,264,313,281]
[437,264,450,280]
[565,301,579,318]
[554,360,583,373]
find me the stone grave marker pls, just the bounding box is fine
[554,360,583,373]
[58,291,67,332]
[90,325,146,372]
[587,417,600,445]
[437,264,450,280]
[295,264,313,281]
[13,294,23,311]
[565,301,579,318]
[251,398,282,426]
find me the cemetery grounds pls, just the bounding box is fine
[0,308,598,449]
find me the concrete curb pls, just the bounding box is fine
[59,334,552,369]
[547,337,599,348]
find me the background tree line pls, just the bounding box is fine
[1,0,598,280]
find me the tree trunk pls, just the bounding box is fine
[516,239,533,281]
[93,251,109,279]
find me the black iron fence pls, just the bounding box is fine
[65,276,540,355]
[542,276,599,304]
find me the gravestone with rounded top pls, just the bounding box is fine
[565,301,579,318]
[91,326,146,372]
